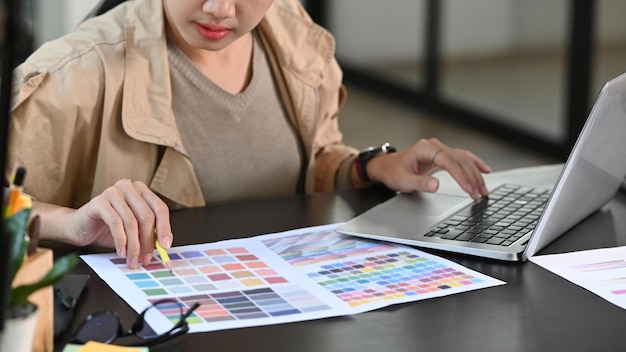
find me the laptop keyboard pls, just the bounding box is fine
[424,184,550,246]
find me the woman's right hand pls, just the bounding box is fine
[34,179,173,269]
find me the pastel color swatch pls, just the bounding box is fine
[308,251,484,307]
[262,229,396,266]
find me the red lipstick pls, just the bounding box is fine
[196,23,230,40]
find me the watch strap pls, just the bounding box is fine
[355,156,371,183]
[356,143,397,184]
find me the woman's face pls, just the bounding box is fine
[163,0,274,52]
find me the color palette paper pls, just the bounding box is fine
[531,246,626,310]
[308,251,485,307]
[81,223,504,334]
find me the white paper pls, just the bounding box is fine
[81,223,504,334]
[531,246,626,310]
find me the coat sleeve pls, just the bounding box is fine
[311,61,359,193]
[7,47,109,208]
[271,0,360,193]
[300,0,358,192]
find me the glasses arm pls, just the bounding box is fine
[128,301,201,347]
[173,302,201,329]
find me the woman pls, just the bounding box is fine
[6,0,490,269]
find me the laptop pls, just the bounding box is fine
[336,72,626,262]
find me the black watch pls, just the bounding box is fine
[355,142,397,183]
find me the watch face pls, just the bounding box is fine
[359,143,394,161]
[364,146,379,155]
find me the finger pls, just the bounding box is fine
[427,149,474,196]
[118,180,160,266]
[430,149,444,168]
[459,151,491,196]
[89,187,140,267]
[423,176,439,193]
[412,139,446,174]
[139,185,173,249]
[109,179,150,268]
[454,153,485,198]
[457,163,483,199]
[428,140,488,198]
[134,181,173,255]
[86,197,128,257]
[473,156,492,174]
[425,139,453,171]
[109,195,141,268]
[469,153,491,196]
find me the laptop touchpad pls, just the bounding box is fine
[382,192,469,218]
[337,192,471,240]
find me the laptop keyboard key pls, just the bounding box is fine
[427,184,549,247]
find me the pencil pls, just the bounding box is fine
[10,165,26,186]
[155,232,172,272]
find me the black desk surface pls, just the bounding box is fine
[53,186,626,352]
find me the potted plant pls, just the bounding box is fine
[1,208,79,351]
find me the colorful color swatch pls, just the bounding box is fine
[158,286,331,323]
[111,246,289,297]
[572,260,626,272]
[262,228,396,266]
[308,251,484,307]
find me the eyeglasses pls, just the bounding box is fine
[73,299,200,347]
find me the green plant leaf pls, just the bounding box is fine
[10,252,80,308]
[6,208,31,283]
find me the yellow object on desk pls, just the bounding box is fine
[3,165,28,218]
[62,341,148,352]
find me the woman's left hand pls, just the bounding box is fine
[365,138,491,199]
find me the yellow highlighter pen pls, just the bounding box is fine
[154,231,173,272]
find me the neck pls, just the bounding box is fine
[171,32,254,94]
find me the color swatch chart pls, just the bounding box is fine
[531,246,626,310]
[81,223,504,334]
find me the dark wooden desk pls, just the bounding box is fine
[54,187,626,352]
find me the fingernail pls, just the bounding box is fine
[427,179,438,192]
[119,246,127,258]
[162,236,172,248]
[129,256,139,269]
[142,253,153,266]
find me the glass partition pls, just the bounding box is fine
[329,0,426,90]
[591,0,626,100]
[440,0,568,142]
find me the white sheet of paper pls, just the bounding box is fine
[530,246,626,310]
[81,223,504,334]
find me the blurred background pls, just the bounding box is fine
[23,0,626,171]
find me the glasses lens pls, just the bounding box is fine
[74,311,120,344]
[134,300,184,339]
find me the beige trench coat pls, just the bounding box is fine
[7,0,357,209]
